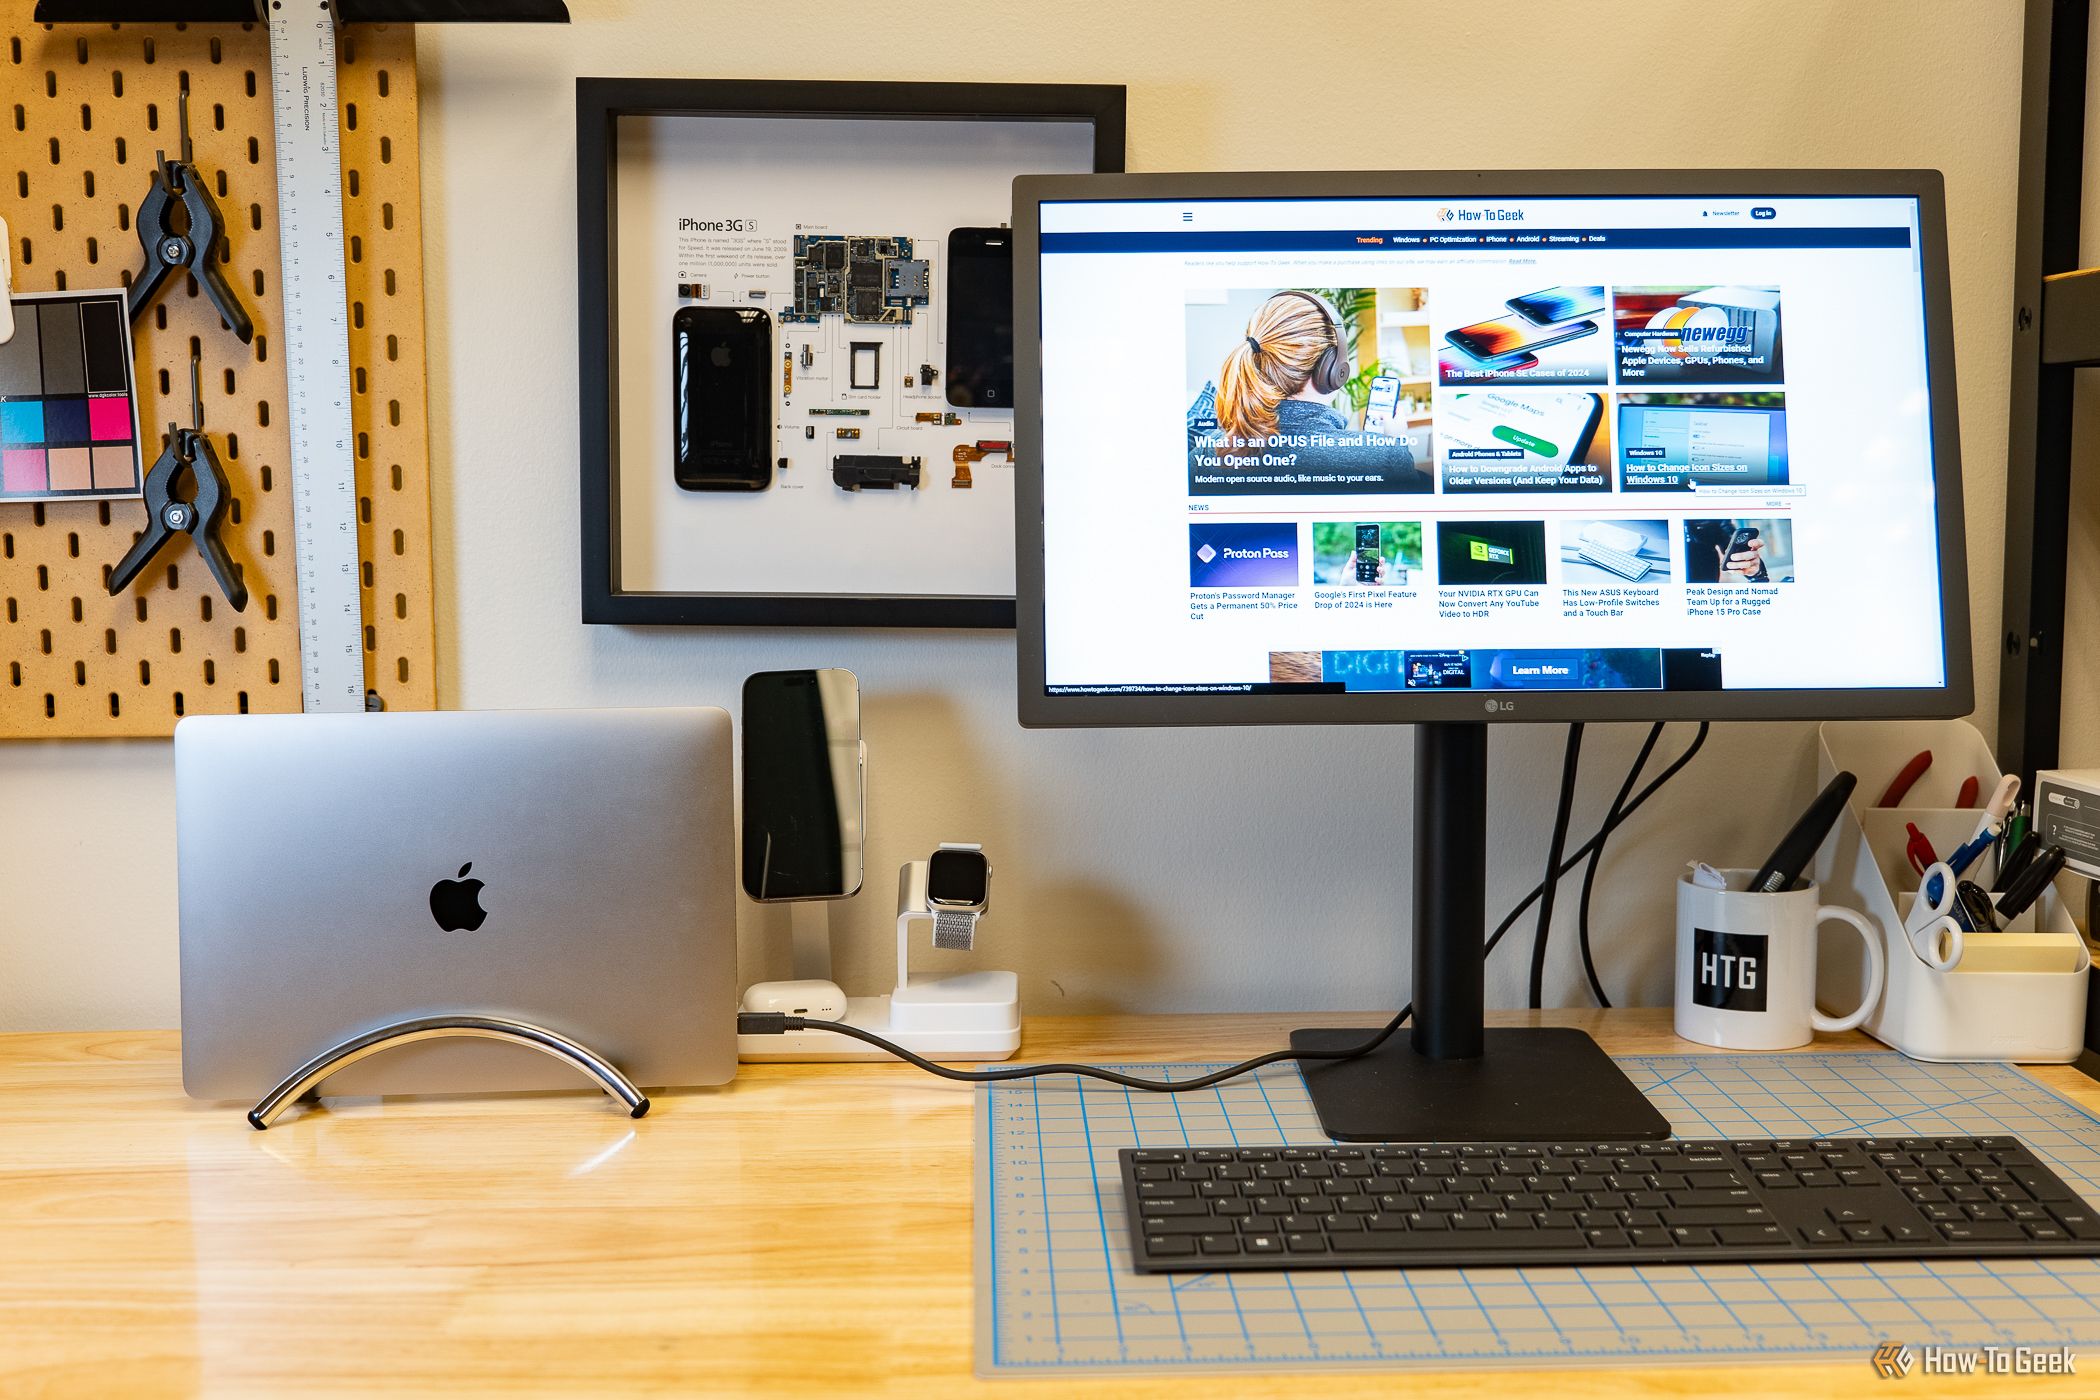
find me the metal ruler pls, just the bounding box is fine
[265,3,365,713]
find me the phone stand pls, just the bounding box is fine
[789,899,836,980]
[736,860,1020,1062]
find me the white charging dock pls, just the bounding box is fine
[738,861,1020,1062]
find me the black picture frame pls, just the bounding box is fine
[576,77,1127,628]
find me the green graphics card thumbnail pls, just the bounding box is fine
[1436,520,1548,586]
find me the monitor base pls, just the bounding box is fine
[1290,1026,1670,1142]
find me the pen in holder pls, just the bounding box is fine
[1814,719,2090,1063]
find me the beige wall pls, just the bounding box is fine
[0,2,2027,1029]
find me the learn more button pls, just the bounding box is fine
[1490,425,1557,457]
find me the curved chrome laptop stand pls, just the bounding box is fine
[248,1015,650,1129]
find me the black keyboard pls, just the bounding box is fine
[1120,1136,2100,1273]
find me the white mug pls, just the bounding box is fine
[1675,868,1885,1050]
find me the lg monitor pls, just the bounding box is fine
[1012,170,1970,1140]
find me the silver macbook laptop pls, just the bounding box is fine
[175,707,737,1100]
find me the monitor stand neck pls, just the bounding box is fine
[1289,721,1671,1143]
[1413,721,1488,1061]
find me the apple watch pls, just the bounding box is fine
[927,842,991,950]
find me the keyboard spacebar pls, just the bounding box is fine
[1330,1229,1588,1253]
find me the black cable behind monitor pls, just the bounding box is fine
[1482,724,1708,968]
[1528,724,1586,1010]
[1581,724,1668,1008]
[740,723,1711,1095]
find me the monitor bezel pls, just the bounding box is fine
[1013,168,1972,728]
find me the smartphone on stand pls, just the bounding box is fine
[741,669,866,902]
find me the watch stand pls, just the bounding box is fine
[736,860,1020,1062]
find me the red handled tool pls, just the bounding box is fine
[1877,750,1932,807]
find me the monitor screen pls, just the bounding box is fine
[1015,173,1970,725]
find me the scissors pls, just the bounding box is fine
[1904,822,1939,878]
[1903,863,1965,971]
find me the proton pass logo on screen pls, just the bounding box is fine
[1189,523,1298,588]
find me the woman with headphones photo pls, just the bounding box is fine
[1187,289,1427,492]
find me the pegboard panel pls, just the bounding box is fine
[339,23,436,714]
[0,7,436,737]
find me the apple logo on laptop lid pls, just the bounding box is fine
[429,863,488,933]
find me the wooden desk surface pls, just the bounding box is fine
[4,1010,2095,1397]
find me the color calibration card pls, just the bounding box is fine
[0,289,144,503]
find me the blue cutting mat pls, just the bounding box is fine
[974,1054,2100,1376]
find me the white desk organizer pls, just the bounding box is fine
[1814,719,2089,1062]
[734,860,1020,1063]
